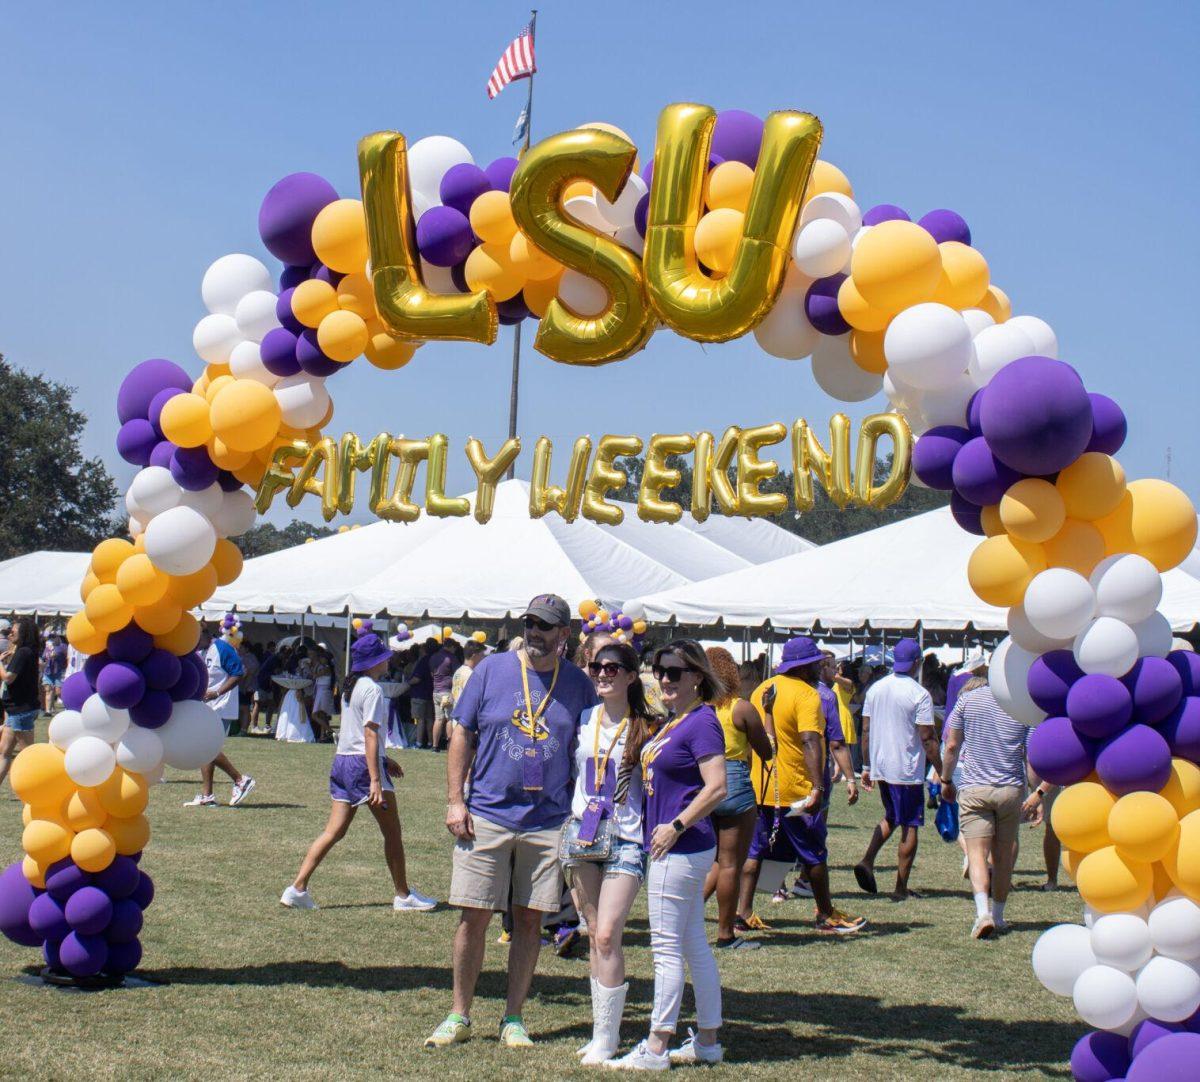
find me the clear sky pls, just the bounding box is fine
[3,2,1197,524]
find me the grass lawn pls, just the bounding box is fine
[0,726,1082,1080]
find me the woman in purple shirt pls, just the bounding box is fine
[607,640,728,1071]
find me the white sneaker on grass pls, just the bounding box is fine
[230,775,256,806]
[280,885,318,910]
[183,794,216,807]
[604,1040,669,1071]
[670,1029,724,1065]
[394,889,437,911]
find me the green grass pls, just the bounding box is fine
[0,727,1082,1080]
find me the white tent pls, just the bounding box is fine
[0,551,90,616]
[1181,515,1200,580]
[627,507,1200,632]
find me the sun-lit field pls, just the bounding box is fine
[0,729,1081,1080]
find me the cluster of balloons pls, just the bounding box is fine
[578,599,647,650]
[1070,1026,1200,1081]
[220,613,243,648]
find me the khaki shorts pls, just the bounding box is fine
[450,813,564,913]
[959,785,1024,845]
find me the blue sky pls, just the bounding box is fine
[3,2,1198,524]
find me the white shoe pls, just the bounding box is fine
[971,914,996,939]
[604,1040,669,1071]
[183,793,216,807]
[394,889,437,911]
[230,775,256,806]
[280,885,318,910]
[578,977,600,1058]
[670,1029,724,1065]
[580,980,628,1065]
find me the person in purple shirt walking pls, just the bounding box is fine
[429,640,458,752]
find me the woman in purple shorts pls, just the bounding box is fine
[280,633,437,913]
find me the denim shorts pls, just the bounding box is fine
[6,710,37,733]
[712,758,756,818]
[563,836,646,883]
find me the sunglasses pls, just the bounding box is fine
[523,616,558,632]
[587,661,630,678]
[653,664,694,683]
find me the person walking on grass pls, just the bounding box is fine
[0,618,42,790]
[854,638,942,902]
[184,627,255,808]
[425,593,596,1051]
[281,633,436,913]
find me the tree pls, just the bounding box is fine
[0,358,118,558]
[236,519,337,558]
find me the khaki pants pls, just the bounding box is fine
[959,784,1024,845]
[450,814,564,913]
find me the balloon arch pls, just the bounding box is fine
[1,102,1198,1074]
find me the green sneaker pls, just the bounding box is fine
[499,1016,534,1048]
[424,1013,471,1049]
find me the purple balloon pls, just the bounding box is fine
[862,204,910,226]
[439,163,491,215]
[130,689,172,729]
[116,419,159,467]
[1130,1018,1185,1059]
[146,387,181,434]
[918,209,971,246]
[484,156,519,192]
[0,862,40,947]
[1027,715,1096,786]
[641,160,655,188]
[260,327,302,377]
[1027,650,1084,716]
[416,206,475,267]
[950,491,984,536]
[59,930,108,977]
[634,192,650,238]
[217,470,243,493]
[1167,650,1200,696]
[1158,696,1200,761]
[296,329,344,377]
[43,939,62,970]
[279,264,309,290]
[979,357,1093,475]
[96,661,146,711]
[106,624,153,665]
[1070,1029,1130,1082]
[104,937,142,976]
[46,860,92,903]
[1067,674,1133,740]
[1087,393,1127,456]
[65,886,113,936]
[804,274,851,336]
[168,662,199,702]
[711,109,763,167]
[1127,1033,1200,1082]
[149,440,177,469]
[170,446,219,492]
[1096,724,1173,796]
[967,389,985,435]
[61,671,92,711]
[131,872,154,910]
[275,289,304,336]
[449,261,469,293]
[913,426,971,490]
[93,856,139,901]
[28,891,69,943]
[1122,656,1184,725]
[141,648,182,691]
[311,263,343,287]
[951,436,1022,507]
[83,651,109,686]
[258,172,339,266]
[105,899,143,944]
[497,294,530,326]
[117,359,193,425]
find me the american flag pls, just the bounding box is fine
[486,21,536,100]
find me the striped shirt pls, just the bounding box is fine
[945,686,1028,789]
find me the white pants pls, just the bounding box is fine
[647,847,722,1033]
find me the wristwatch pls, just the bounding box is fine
[671,818,685,834]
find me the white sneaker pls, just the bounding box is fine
[971,914,996,939]
[604,1041,670,1071]
[394,889,437,911]
[183,794,216,807]
[230,775,256,806]
[280,885,318,910]
[670,1030,724,1065]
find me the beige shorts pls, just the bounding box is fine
[959,785,1024,844]
[450,813,564,913]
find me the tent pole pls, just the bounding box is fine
[345,612,352,676]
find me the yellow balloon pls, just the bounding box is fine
[153,611,200,656]
[209,379,281,454]
[96,768,150,819]
[980,504,1004,538]
[1076,844,1154,913]
[207,435,252,471]
[204,374,235,406]
[442,626,454,639]
[509,232,559,281]
[311,198,369,274]
[837,276,891,332]
[464,242,524,301]
[1162,809,1200,900]
[336,273,377,319]
[65,788,108,832]
[11,744,73,808]
[84,582,133,634]
[1056,453,1127,522]
[472,630,487,644]
[22,819,73,865]
[704,161,754,212]
[1051,780,1115,853]
[522,272,564,318]
[133,595,183,637]
[562,179,596,202]
[166,565,217,609]
[159,392,213,449]
[803,159,853,201]
[91,538,135,582]
[848,330,888,375]
[291,278,340,329]
[469,190,518,245]
[1062,847,1082,882]
[66,610,108,655]
[1152,860,1176,902]
[694,209,744,275]
[999,478,1066,544]
[850,220,942,312]
[632,619,647,635]
[106,813,150,856]
[1044,519,1107,577]
[210,538,243,587]
[79,571,100,603]
[1095,478,1198,571]
[579,599,599,619]
[967,534,1047,607]
[22,856,46,889]
[1162,758,1200,819]
[978,284,1012,323]
[1109,790,1180,864]
[364,329,417,371]
[71,827,116,873]
[317,309,369,363]
[931,241,989,310]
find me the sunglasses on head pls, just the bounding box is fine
[653,664,694,683]
[523,616,558,632]
[587,660,630,678]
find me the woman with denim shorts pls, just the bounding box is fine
[0,617,42,791]
[563,642,656,1065]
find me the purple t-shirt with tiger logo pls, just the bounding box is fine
[641,704,725,855]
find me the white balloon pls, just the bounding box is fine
[64,735,117,788]
[920,372,975,429]
[563,195,614,235]
[115,724,164,775]
[201,254,272,316]
[233,290,281,343]
[274,374,331,429]
[614,224,645,256]
[1008,603,1071,654]
[967,322,1037,388]
[158,699,227,769]
[126,466,182,520]
[410,189,434,222]
[128,516,145,539]
[47,709,85,750]
[1006,314,1058,359]
[1023,569,1097,641]
[228,340,279,387]
[883,371,923,413]
[144,505,218,576]
[812,333,883,403]
[988,636,1046,726]
[1032,923,1097,996]
[791,218,851,279]
[800,191,861,235]
[420,258,460,295]
[1074,616,1140,677]
[178,482,223,520]
[406,135,473,205]
[193,313,243,366]
[1091,913,1153,972]
[1135,955,1200,1022]
[595,173,646,231]
[80,693,130,743]
[1132,611,1174,659]
[753,291,819,360]
[1149,896,1200,961]
[883,303,973,391]
[1091,554,1163,624]
[213,489,256,538]
[1073,964,1139,1030]
[558,270,608,317]
[961,308,995,337]
[850,224,872,250]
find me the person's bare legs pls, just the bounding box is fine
[1043,821,1061,888]
[570,864,604,980]
[965,834,991,899]
[710,811,755,940]
[591,874,640,986]
[505,904,544,1018]
[736,856,762,920]
[993,834,1017,906]
[366,793,411,896]
[452,906,493,1017]
[858,818,895,877]
[200,752,243,799]
[893,825,920,898]
[808,863,837,920]
[293,802,357,891]
[0,728,32,788]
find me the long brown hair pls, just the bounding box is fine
[652,639,723,704]
[593,643,659,772]
[705,646,740,708]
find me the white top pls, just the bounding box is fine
[863,673,934,785]
[571,704,644,844]
[205,641,240,721]
[336,677,388,760]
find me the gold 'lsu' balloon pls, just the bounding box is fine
[582,435,643,525]
[643,103,822,343]
[466,437,521,524]
[529,436,592,522]
[510,129,656,366]
[792,415,852,510]
[637,433,696,524]
[735,423,788,518]
[855,412,913,510]
[358,132,497,345]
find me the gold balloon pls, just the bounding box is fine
[854,412,913,509]
[358,131,497,344]
[425,433,469,518]
[466,437,522,524]
[583,435,644,525]
[638,433,696,524]
[509,129,655,366]
[337,431,389,515]
[690,430,715,523]
[792,415,852,510]
[529,436,592,522]
[286,436,340,521]
[709,426,741,516]
[643,103,822,343]
[254,440,311,515]
[372,437,429,522]
[734,423,788,518]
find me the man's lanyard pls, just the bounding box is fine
[519,654,559,739]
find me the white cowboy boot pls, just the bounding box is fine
[577,977,600,1058]
[581,980,628,1065]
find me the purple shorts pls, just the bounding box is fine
[878,781,925,828]
[748,804,828,867]
[329,754,393,806]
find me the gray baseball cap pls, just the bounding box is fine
[521,593,571,628]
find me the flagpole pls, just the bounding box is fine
[506,9,536,479]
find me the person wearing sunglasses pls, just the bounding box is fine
[606,640,728,1070]
[426,593,597,1052]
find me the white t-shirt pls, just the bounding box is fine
[571,705,644,844]
[205,641,240,721]
[863,673,934,784]
[336,677,388,760]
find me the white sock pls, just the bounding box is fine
[993,900,1006,923]
[973,891,990,918]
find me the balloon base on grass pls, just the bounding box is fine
[39,966,126,990]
